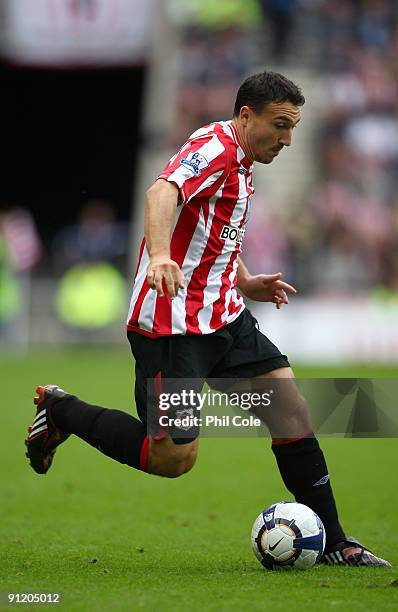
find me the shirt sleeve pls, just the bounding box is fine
[157,134,231,204]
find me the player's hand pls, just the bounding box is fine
[146,256,185,299]
[239,272,297,308]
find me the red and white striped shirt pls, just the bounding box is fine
[127,120,254,336]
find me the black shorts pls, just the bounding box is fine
[127,308,289,434]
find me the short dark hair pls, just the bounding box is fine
[233,71,305,117]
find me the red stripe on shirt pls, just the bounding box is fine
[151,202,203,334]
[185,170,240,333]
[210,250,240,329]
[130,272,151,331]
[212,172,252,326]
[133,238,145,282]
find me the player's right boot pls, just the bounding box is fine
[25,385,72,474]
[321,537,392,567]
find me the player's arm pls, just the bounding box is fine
[145,179,185,299]
[236,256,297,308]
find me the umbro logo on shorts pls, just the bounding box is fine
[220,225,246,244]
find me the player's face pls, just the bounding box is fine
[241,102,301,164]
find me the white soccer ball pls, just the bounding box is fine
[251,501,325,570]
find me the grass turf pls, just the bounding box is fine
[1,348,398,611]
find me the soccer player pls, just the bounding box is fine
[26,71,390,567]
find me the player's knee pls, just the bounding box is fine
[148,439,198,478]
[164,445,197,478]
[164,458,193,478]
[181,446,197,474]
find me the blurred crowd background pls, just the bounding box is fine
[1,0,398,359]
[172,0,398,296]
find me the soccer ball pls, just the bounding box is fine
[251,501,325,570]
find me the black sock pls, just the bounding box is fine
[51,396,148,470]
[272,436,345,549]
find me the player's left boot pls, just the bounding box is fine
[25,385,72,474]
[321,537,392,567]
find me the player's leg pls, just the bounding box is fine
[128,333,207,478]
[255,366,346,549]
[26,329,228,478]
[260,367,390,566]
[217,364,345,548]
[25,384,153,474]
[249,366,313,440]
[211,311,345,547]
[25,337,197,477]
[212,309,390,566]
[25,382,199,478]
[128,327,237,478]
[147,436,198,477]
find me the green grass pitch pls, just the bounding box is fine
[1,348,398,611]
